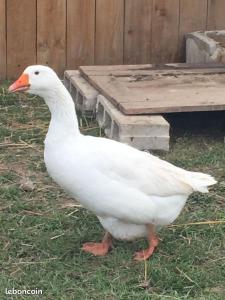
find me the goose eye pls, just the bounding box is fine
[34,71,39,75]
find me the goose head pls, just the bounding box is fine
[8,65,79,132]
[8,65,61,98]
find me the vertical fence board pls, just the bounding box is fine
[67,0,95,69]
[124,0,152,64]
[3,0,225,80]
[0,0,6,80]
[95,0,124,65]
[7,0,36,79]
[151,0,179,63]
[37,0,66,77]
[207,0,225,30]
[179,0,207,61]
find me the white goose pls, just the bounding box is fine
[9,66,217,261]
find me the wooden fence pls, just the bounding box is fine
[0,0,225,79]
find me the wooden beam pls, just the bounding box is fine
[151,0,180,63]
[7,0,36,79]
[0,0,6,80]
[95,0,124,65]
[207,0,225,30]
[67,0,95,69]
[37,0,66,77]
[124,0,152,64]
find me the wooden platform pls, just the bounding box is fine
[79,63,225,115]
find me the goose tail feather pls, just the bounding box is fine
[184,172,217,193]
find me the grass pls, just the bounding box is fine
[0,82,225,300]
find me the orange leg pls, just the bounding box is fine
[82,232,112,256]
[134,224,159,261]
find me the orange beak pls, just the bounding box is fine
[8,73,30,93]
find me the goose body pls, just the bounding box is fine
[9,66,217,260]
[45,134,188,239]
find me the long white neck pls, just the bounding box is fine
[43,81,81,139]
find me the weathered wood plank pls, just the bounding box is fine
[81,68,225,78]
[80,68,225,115]
[79,63,225,77]
[151,0,180,63]
[95,0,124,65]
[37,0,66,77]
[80,63,225,73]
[179,0,207,61]
[124,0,152,64]
[7,0,36,78]
[80,65,154,73]
[120,100,225,115]
[67,0,95,69]
[207,0,225,30]
[0,0,6,80]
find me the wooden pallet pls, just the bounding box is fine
[79,63,225,115]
